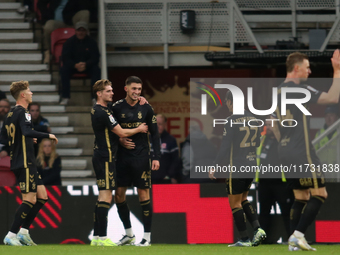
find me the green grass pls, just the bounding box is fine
[1,244,340,255]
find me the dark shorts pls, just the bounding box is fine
[92,154,116,190]
[280,150,326,189]
[116,156,151,189]
[226,177,253,195]
[13,166,43,194]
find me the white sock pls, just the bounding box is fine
[293,230,304,238]
[92,236,99,240]
[99,236,107,241]
[125,228,134,237]
[19,228,29,235]
[143,232,151,242]
[7,232,16,238]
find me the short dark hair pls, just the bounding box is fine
[286,52,309,73]
[28,102,41,111]
[125,76,143,86]
[93,79,112,100]
[10,80,29,100]
[225,90,233,104]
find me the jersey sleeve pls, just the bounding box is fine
[99,109,118,131]
[146,105,161,160]
[304,84,322,103]
[19,110,49,139]
[214,121,234,166]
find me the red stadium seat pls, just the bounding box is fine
[0,156,16,186]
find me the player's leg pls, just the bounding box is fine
[258,181,274,242]
[115,186,135,245]
[18,183,48,246]
[135,188,152,246]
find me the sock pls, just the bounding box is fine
[99,236,107,240]
[125,228,134,237]
[242,200,260,230]
[140,200,152,233]
[93,201,99,237]
[143,232,151,242]
[7,231,16,238]
[293,230,304,238]
[296,196,325,234]
[9,201,33,234]
[232,207,248,241]
[290,199,308,235]
[19,228,29,234]
[117,201,132,230]
[22,199,48,229]
[97,201,110,237]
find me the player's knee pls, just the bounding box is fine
[114,194,125,203]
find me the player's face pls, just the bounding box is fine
[325,113,338,128]
[29,105,40,121]
[126,83,142,101]
[101,85,114,103]
[296,59,311,81]
[75,28,87,40]
[42,140,52,156]
[23,87,33,103]
[156,116,166,134]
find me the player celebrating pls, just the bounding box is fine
[1,81,58,246]
[111,76,160,246]
[209,90,266,247]
[272,50,340,251]
[90,79,148,246]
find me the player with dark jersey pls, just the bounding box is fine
[1,81,58,246]
[90,79,148,246]
[210,90,266,247]
[111,76,161,246]
[272,51,340,251]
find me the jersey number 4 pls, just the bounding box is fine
[239,126,258,148]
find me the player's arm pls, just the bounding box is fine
[146,106,160,170]
[112,123,148,138]
[317,49,340,105]
[270,115,281,142]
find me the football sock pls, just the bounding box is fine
[9,201,33,234]
[232,207,248,241]
[290,199,308,235]
[117,201,132,230]
[296,196,325,234]
[7,232,16,238]
[140,200,152,233]
[242,200,260,230]
[22,198,48,229]
[19,228,29,234]
[143,232,151,243]
[93,201,99,237]
[97,201,110,237]
[125,228,134,237]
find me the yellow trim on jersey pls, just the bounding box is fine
[105,162,109,190]
[22,135,27,168]
[229,143,233,195]
[26,168,29,193]
[303,115,318,188]
[105,128,112,162]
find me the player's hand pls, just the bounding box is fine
[209,167,216,180]
[138,123,148,133]
[331,49,340,71]
[119,138,135,149]
[138,96,149,105]
[151,160,160,171]
[49,134,58,144]
[33,138,37,144]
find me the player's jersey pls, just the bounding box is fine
[111,99,161,160]
[215,110,261,172]
[0,105,49,170]
[91,104,119,159]
[274,81,322,156]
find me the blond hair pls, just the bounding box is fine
[36,138,58,168]
[93,79,112,100]
[10,80,29,100]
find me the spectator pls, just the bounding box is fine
[314,105,339,150]
[28,102,51,156]
[17,0,32,14]
[37,0,90,64]
[37,138,62,185]
[256,120,294,243]
[0,90,6,101]
[59,21,100,105]
[151,114,180,184]
[0,99,11,129]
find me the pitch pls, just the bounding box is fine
[1,244,340,255]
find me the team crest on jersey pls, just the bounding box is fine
[152,115,157,123]
[25,113,31,121]
[121,114,126,118]
[109,115,116,124]
[138,111,142,119]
